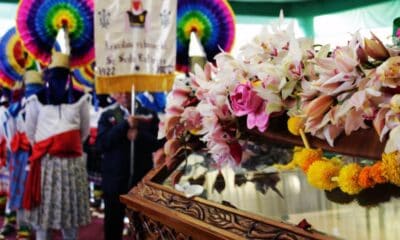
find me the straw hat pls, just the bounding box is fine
[48,52,70,68]
[24,70,43,85]
[12,81,23,91]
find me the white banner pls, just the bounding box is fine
[95,0,176,93]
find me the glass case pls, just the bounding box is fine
[162,144,400,240]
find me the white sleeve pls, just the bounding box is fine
[25,96,40,144]
[79,94,92,142]
[0,110,6,139]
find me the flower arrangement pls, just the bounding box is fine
[158,12,400,184]
[275,143,400,195]
[274,116,400,195]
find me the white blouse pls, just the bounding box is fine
[89,107,103,128]
[0,106,16,150]
[25,94,91,143]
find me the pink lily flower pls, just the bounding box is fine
[247,102,269,132]
[364,32,390,61]
[305,95,334,120]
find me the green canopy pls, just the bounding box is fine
[0,0,397,37]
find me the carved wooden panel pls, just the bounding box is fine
[128,182,312,240]
[126,209,191,240]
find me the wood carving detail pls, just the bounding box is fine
[130,183,310,240]
[126,208,191,240]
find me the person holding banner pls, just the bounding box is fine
[96,91,163,240]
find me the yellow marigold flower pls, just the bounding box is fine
[307,160,340,191]
[274,161,297,171]
[287,116,305,136]
[370,162,387,184]
[338,163,363,195]
[293,147,323,172]
[357,166,375,188]
[382,152,400,186]
[329,156,344,166]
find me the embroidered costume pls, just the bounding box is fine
[8,105,29,210]
[0,105,10,199]
[24,93,91,229]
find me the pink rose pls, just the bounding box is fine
[230,83,263,116]
[230,83,269,132]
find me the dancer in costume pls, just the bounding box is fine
[8,70,44,240]
[0,91,8,216]
[0,87,21,237]
[24,52,91,240]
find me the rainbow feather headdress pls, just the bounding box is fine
[176,0,235,72]
[0,27,35,85]
[16,0,94,68]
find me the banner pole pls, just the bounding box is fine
[129,84,136,187]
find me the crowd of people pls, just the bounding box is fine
[0,51,164,240]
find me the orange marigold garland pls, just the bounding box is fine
[337,163,363,195]
[280,116,396,196]
[370,162,387,184]
[293,147,323,172]
[285,153,394,195]
[382,152,400,186]
[357,166,375,188]
[274,147,323,172]
[306,160,341,191]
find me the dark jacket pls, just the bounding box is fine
[96,102,163,195]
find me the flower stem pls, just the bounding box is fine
[299,129,310,149]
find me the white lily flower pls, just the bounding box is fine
[175,182,204,198]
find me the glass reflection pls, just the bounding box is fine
[163,144,400,240]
